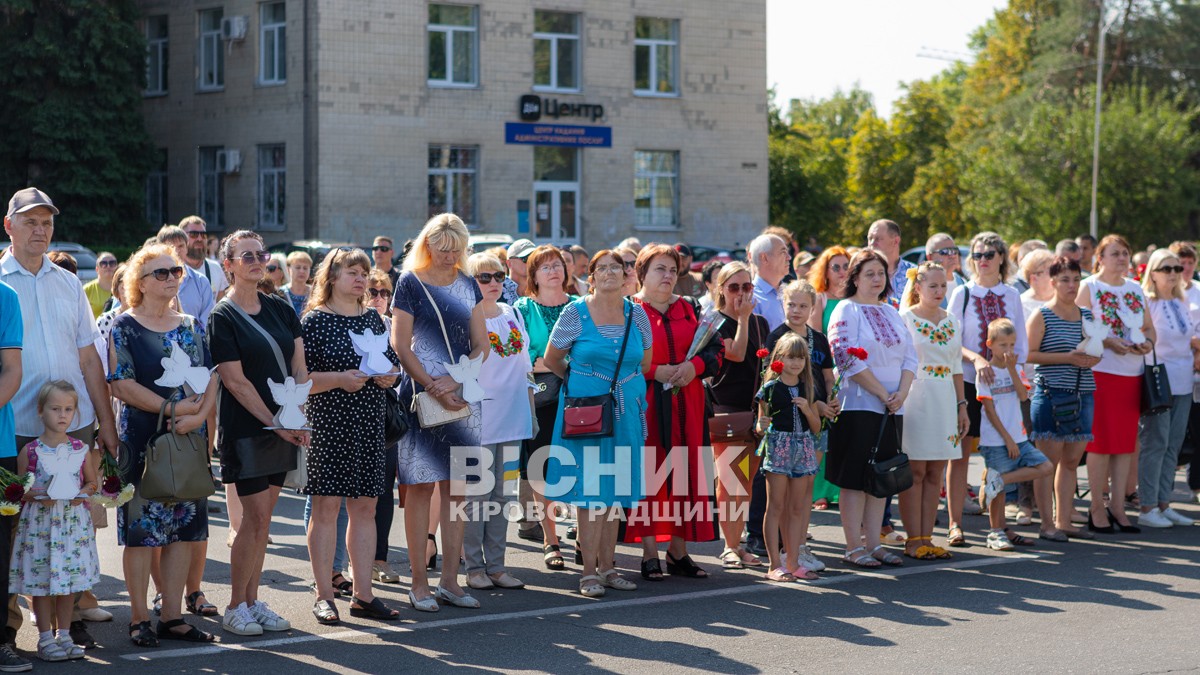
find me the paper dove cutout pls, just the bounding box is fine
[443,353,485,404]
[1078,315,1110,357]
[267,377,313,430]
[154,341,215,395]
[39,442,88,501]
[349,329,395,376]
[1116,308,1146,344]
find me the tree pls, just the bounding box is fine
[0,0,154,243]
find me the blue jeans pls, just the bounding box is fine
[979,441,1050,477]
[304,495,349,572]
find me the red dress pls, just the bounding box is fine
[624,297,719,543]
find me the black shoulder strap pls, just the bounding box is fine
[609,301,634,394]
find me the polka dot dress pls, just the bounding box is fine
[301,309,400,498]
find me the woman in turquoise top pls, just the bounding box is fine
[544,249,652,598]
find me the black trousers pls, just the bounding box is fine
[374,444,399,562]
[0,455,16,645]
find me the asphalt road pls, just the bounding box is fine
[14,463,1200,674]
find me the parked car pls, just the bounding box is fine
[0,241,98,281]
[901,245,969,265]
[468,233,514,254]
[267,240,363,268]
[688,245,741,272]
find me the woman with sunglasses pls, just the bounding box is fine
[209,231,309,636]
[512,245,575,569]
[614,247,639,296]
[945,232,1028,547]
[707,261,768,569]
[83,252,118,318]
[808,246,850,333]
[1076,235,1154,532]
[1134,249,1196,529]
[107,244,217,646]
[266,253,288,292]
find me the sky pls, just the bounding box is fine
[766,0,1008,118]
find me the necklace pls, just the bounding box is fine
[488,320,524,357]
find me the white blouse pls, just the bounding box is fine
[1146,297,1196,396]
[1079,276,1148,377]
[479,304,535,445]
[828,301,918,415]
[947,281,1028,384]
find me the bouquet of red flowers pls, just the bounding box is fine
[91,453,135,508]
[826,347,869,427]
[0,465,32,516]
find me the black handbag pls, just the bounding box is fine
[383,385,409,446]
[532,372,562,408]
[864,414,913,498]
[228,432,297,481]
[562,303,632,439]
[1141,344,1173,415]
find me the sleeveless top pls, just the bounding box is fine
[821,295,842,333]
[1033,306,1096,393]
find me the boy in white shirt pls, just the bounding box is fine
[977,318,1055,550]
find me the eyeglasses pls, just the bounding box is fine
[725,282,754,294]
[594,264,625,275]
[829,263,848,273]
[971,250,998,261]
[233,251,272,264]
[141,266,184,281]
[97,259,118,268]
[372,245,392,253]
[933,247,960,257]
[266,265,279,272]
[1155,265,1185,274]
[367,287,390,298]
[538,263,565,274]
[474,271,507,284]
[185,230,207,239]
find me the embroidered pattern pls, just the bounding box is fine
[1164,299,1190,336]
[972,291,1008,357]
[861,305,902,348]
[922,365,952,378]
[487,320,524,357]
[912,317,955,346]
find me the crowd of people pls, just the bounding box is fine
[0,185,1196,669]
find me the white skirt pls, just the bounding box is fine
[901,375,961,461]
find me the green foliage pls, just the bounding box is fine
[0,0,154,246]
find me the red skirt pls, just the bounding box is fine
[1087,372,1139,455]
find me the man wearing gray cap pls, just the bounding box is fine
[1,188,116,656]
[501,239,535,305]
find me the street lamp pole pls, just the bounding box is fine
[1090,2,1119,239]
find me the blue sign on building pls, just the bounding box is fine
[504,122,612,148]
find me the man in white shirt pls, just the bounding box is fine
[180,216,228,301]
[1,187,116,650]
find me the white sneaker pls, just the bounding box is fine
[796,546,825,572]
[1161,508,1195,526]
[984,471,1006,504]
[77,607,113,622]
[222,602,264,636]
[986,530,1014,551]
[249,600,290,631]
[1138,508,1173,529]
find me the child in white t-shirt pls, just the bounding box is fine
[977,318,1054,551]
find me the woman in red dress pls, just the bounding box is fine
[625,244,721,581]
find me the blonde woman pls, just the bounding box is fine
[283,251,312,317]
[266,253,288,290]
[389,213,487,612]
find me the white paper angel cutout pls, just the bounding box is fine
[1078,315,1110,357]
[349,329,395,376]
[1116,307,1146,344]
[443,353,485,404]
[39,442,88,501]
[267,377,313,430]
[154,341,215,395]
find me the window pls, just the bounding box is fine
[198,146,224,228]
[428,4,478,87]
[428,145,478,224]
[145,149,168,227]
[533,11,579,91]
[145,15,169,96]
[260,2,286,85]
[198,8,224,91]
[258,145,286,230]
[634,17,678,96]
[634,151,679,229]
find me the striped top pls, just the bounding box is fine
[1033,306,1096,392]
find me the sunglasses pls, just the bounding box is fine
[933,247,960,257]
[234,251,272,264]
[1155,265,1185,274]
[185,231,207,239]
[474,271,507,284]
[725,282,754,294]
[141,266,184,281]
[971,250,998,261]
[829,263,848,272]
[97,259,118,268]
[367,287,390,298]
[372,245,392,252]
[266,265,279,272]
[622,260,636,270]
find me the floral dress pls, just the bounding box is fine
[900,309,963,461]
[9,439,100,595]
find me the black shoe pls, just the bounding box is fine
[516,525,543,543]
[0,643,31,672]
[566,526,577,540]
[1108,508,1142,534]
[1087,512,1114,534]
[69,621,96,650]
[745,536,768,557]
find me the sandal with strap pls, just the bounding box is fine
[579,575,606,598]
[719,547,744,569]
[312,599,340,625]
[790,567,820,581]
[929,545,953,559]
[599,569,637,591]
[186,590,220,617]
[156,618,215,643]
[946,526,967,547]
[332,573,354,597]
[1004,529,1037,546]
[766,567,795,582]
[640,557,664,581]
[129,620,159,648]
[842,546,881,568]
[349,596,399,621]
[870,545,904,566]
[665,552,708,578]
[543,544,566,571]
[738,548,765,567]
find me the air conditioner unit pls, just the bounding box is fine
[221,16,248,41]
[215,149,242,174]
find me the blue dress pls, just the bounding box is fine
[545,298,650,509]
[392,270,482,484]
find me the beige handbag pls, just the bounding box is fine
[412,275,472,429]
[140,399,217,502]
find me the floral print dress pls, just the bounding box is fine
[9,439,100,595]
[899,309,963,461]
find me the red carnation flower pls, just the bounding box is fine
[770,361,784,374]
[3,483,23,503]
[102,476,122,495]
[755,348,770,359]
[847,347,869,360]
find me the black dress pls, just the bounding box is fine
[301,309,400,497]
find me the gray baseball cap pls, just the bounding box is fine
[507,239,536,260]
[6,187,59,218]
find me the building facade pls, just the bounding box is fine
[138,0,767,250]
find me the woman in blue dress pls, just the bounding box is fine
[544,249,652,598]
[390,213,487,612]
